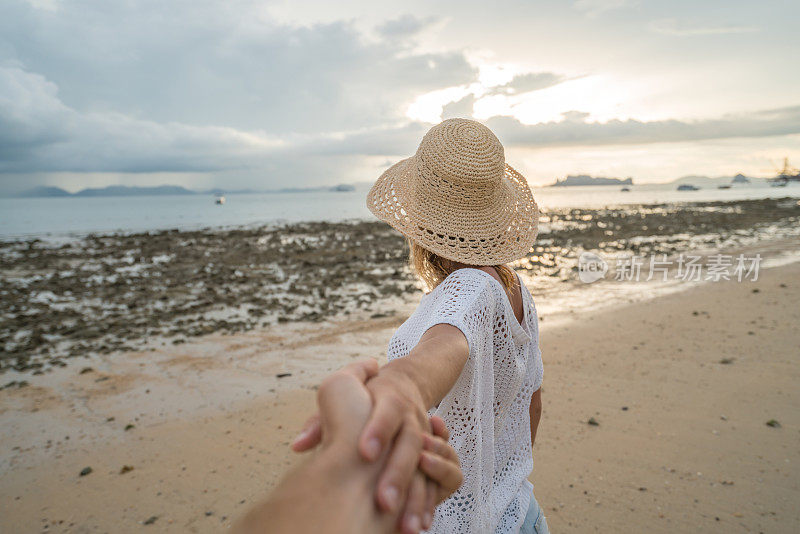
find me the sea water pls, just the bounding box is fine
[1,182,798,240]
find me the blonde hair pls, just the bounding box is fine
[408,238,517,293]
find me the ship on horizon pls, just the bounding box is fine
[769,158,799,187]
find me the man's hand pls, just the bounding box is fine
[316,359,378,452]
[234,359,388,534]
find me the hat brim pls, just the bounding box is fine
[366,155,539,266]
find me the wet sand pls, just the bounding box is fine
[1,251,798,533]
[3,197,799,375]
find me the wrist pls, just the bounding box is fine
[311,439,386,529]
[371,363,429,412]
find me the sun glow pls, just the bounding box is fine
[405,85,477,123]
[477,75,635,124]
[406,67,647,127]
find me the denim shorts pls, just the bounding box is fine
[519,492,549,534]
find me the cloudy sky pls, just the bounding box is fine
[1,0,798,193]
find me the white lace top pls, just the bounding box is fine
[386,268,543,534]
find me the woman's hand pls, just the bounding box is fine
[421,416,463,505]
[357,369,431,533]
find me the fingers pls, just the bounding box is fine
[290,413,321,452]
[423,478,437,530]
[375,418,423,513]
[359,392,405,462]
[430,415,449,441]
[419,451,464,503]
[316,368,373,449]
[291,359,377,453]
[422,433,458,463]
[339,359,379,383]
[399,472,427,534]
[422,419,456,522]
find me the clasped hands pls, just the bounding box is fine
[291,359,463,534]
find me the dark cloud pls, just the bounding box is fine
[485,106,800,147]
[573,0,636,17]
[0,64,286,173]
[306,105,800,157]
[441,94,477,119]
[649,18,759,36]
[487,72,566,95]
[376,14,438,41]
[0,1,477,185]
[0,1,474,136]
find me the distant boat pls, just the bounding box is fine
[768,158,799,187]
[677,184,700,191]
[717,185,731,190]
[620,187,631,192]
[330,184,356,192]
[215,195,226,205]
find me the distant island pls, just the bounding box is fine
[551,175,634,187]
[15,185,204,198]
[9,183,362,198]
[670,173,758,188]
[547,173,761,188]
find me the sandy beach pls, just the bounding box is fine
[1,240,798,532]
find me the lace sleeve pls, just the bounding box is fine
[421,268,498,358]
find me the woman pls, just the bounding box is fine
[297,118,546,534]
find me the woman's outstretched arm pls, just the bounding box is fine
[371,323,470,411]
[290,325,470,533]
[356,324,469,527]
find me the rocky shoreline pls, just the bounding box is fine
[2,197,799,375]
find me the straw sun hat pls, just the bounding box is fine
[367,118,539,266]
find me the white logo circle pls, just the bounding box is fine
[578,252,608,284]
